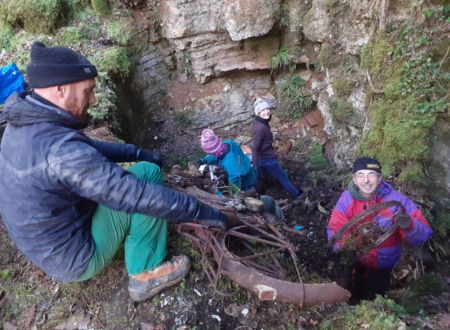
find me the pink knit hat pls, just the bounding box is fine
[201,128,224,155]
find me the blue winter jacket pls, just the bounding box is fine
[200,140,256,191]
[0,93,199,281]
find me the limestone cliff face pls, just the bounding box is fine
[128,0,448,208]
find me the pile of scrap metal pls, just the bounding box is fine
[166,165,351,307]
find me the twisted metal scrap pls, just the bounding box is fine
[329,200,405,254]
[167,172,350,306]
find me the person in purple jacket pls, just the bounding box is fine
[0,42,230,302]
[328,157,432,302]
[251,96,305,199]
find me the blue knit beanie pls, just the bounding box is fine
[26,42,97,88]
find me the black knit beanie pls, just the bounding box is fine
[26,42,97,88]
[352,156,382,174]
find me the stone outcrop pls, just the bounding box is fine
[427,117,450,209]
[128,0,449,209]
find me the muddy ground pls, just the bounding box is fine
[1,119,449,329]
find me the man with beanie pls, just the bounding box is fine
[252,96,305,199]
[327,156,432,303]
[0,42,230,302]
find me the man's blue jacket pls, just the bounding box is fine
[0,93,199,281]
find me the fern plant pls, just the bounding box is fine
[269,46,295,73]
[277,76,315,118]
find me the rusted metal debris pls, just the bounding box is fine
[166,169,351,307]
[329,201,405,254]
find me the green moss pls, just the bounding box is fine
[1,33,34,70]
[0,22,14,51]
[398,161,426,185]
[324,0,350,15]
[431,212,450,239]
[330,98,354,124]
[360,23,448,180]
[361,97,435,176]
[410,273,448,295]
[318,43,342,69]
[361,33,394,89]
[333,77,356,96]
[91,0,111,17]
[56,26,87,47]
[92,47,132,79]
[107,19,134,46]
[322,296,406,329]
[0,0,64,34]
[0,268,12,280]
[306,143,328,169]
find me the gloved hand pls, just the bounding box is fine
[395,213,411,229]
[136,148,162,167]
[194,202,228,230]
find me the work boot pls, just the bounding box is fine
[128,255,190,302]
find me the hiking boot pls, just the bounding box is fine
[128,255,190,302]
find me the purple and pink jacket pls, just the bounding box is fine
[327,181,432,270]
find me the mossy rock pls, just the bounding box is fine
[398,161,426,186]
[361,33,394,90]
[361,96,435,176]
[0,0,65,34]
[329,98,355,124]
[333,77,357,96]
[91,0,111,17]
[318,42,343,69]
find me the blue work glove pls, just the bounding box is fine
[136,148,162,167]
[395,213,411,229]
[194,202,229,230]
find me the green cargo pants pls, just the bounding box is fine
[76,161,167,281]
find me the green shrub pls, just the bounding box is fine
[277,76,315,118]
[92,47,132,79]
[87,72,117,122]
[0,0,64,34]
[91,0,111,17]
[107,19,133,46]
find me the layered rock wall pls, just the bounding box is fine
[127,0,449,209]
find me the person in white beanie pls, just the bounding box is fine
[252,96,305,199]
